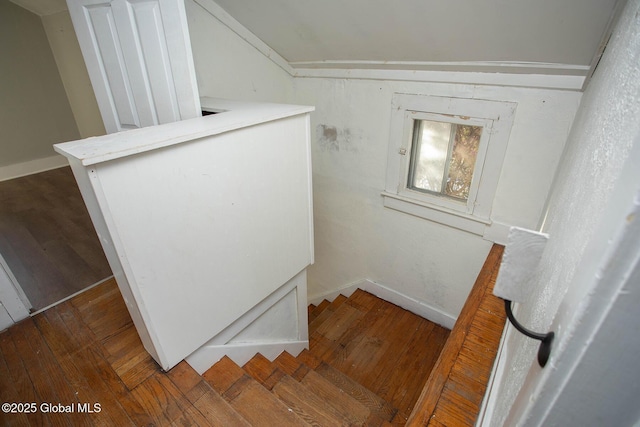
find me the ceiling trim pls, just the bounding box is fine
[193,0,294,76]
[289,60,589,76]
[291,68,585,91]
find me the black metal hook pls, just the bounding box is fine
[504,300,554,367]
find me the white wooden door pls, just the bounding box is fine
[67,0,201,133]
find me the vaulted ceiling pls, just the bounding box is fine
[212,0,619,72]
[12,0,621,76]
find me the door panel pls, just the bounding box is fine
[84,3,141,130]
[67,0,200,133]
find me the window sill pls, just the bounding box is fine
[381,191,491,235]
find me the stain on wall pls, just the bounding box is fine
[316,124,361,153]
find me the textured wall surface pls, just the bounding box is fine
[294,78,580,318]
[188,0,582,322]
[488,0,640,424]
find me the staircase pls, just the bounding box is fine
[0,246,503,426]
[171,289,449,426]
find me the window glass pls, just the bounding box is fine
[408,119,482,202]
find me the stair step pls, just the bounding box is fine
[309,299,331,322]
[308,293,348,326]
[243,353,277,386]
[300,368,372,425]
[224,375,309,426]
[315,361,397,422]
[272,374,354,426]
[198,283,451,426]
[167,361,251,426]
[202,356,246,395]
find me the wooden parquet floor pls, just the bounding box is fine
[0,277,450,426]
[0,167,112,311]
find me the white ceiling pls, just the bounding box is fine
[11,0,620,76]
[212,0,619,69]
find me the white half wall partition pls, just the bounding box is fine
[54,98,315,372]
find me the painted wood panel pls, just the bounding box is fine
[55,99,315,371]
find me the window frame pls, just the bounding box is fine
[383,94,516,234]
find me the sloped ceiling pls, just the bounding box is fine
[212,0,619,71]
[12,0,620,77]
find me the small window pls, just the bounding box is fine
[383,94,516,234]
[408,120,482,201]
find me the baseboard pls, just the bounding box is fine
[186,340,308,374]
[0,155,69,181]
[309,278,457,330]
[361,279,457,329]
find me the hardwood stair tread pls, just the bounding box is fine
[308,293,349,334]
[315,361,398,422]
[300,368,372,425]
[202,355,245,395]
[168,360,251,426]
[224,375,309,426]
[309,299,331,323]
[272,373,355,426]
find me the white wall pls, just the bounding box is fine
[185,0,295,104]
[485,0,640,424]
[294,78,581,318]
[0,0,79,171]
[41,10,105,139]
[186,1,583,321]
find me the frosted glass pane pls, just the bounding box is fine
[411,120,451,192]
[445,125,482,200]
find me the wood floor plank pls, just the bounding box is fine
[273,350,303,375]
[314,295,389,370]
[0,327,50,426]
[350,307,422,394]
[33,306,83,359]
[202,356,246,395]
[191,387,252,426]
[398,326,450,415]
[272,374,351,426]
[379,315,436,410]
[315,361,397,421]
[25,313,102,427]
[315,302,365,342]
[0,333,31,426]
[300,369,371,425]
[130,374,178,425]
[101,324,160,390]
[67,344,149,426]
[166,361,204,400]
[243,353,277,386]
[309,299,330,321]
[71,281,132,343]
[226,376,308,426]
[167,361,251,426]
[8,320,73,426]
[55,301,100,352]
